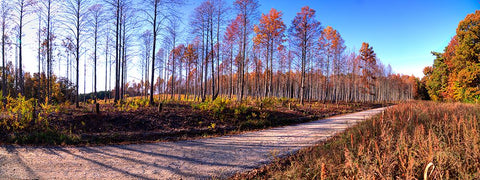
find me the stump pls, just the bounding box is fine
[158,102,163,112]
[95,103,100,114]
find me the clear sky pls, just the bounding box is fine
[19,0,480,93]
[252,0,478,77]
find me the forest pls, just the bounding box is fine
[0,0,419,146]
[0,0,417,107]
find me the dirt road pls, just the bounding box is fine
[0,107,387,179]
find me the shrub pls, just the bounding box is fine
[3,94,36,131]
[37,97,60,129]
[234,103,251,117]
[261,97,276,109]
[211,97,231,114]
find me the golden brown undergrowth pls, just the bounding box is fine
[233,101,480,179]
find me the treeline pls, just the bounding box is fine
[129,42,419,103]
[422,10,480,102]
[0,0,416,106]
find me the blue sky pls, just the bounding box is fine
[20,0,479,93]
[195,0,478,77]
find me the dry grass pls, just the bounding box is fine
[233,101,480,179]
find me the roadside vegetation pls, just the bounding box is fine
[0,95,386,146]
[233,101,480,179]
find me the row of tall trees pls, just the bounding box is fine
[0,0,415,106]
[0,0,183,105]
[151,1,416,103]
[423,10,480,102]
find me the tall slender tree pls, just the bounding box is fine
[213,0,228,100]
[63,0,89,107]
[253,8,285,98]
[88,3,104,104]
[140,30,152,97]
[234,0,259,102]
[0,0,11,96]
[39,0,56,101]
[359,42,377,102]
[142,0,184,105]
[290,6,321,104]
[184,43,197,99]
[13,0,35,95]
[224,15,240,99]
[104,0,121,103]
[318,26,345,102]
[164,18,180,99]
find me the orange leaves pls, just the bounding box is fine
[359,42,377,95]
[443,36,458,69]
[253,8,286,47]
[360,42,376,65]
[290,6,322,55]
[172,44,185,61]
[184,44,197,65]
[318,26,345,61]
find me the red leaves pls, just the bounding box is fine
[225,15,241,44]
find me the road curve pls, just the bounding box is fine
[0,107,388,179]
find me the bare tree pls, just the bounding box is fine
[63,0,89,107]
[212,0,228,100]
[0,0,11,96]
[104,20,113,102]
[88,3,105,104]
[140,30,152,97]
[119,1,138,100]
[163,17,180,99]
[39,0,57,100]
[104,0,122,103]
[12,0,35,95]
[141,0,184,105]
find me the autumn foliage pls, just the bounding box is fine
[423,10,480,102]
[254,8,286,97]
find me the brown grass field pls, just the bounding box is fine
[233,101,480,179]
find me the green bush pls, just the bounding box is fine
[1,95,60,132]
[234,104,252,117]
[37,97,60,129]
[116,98,151,111]
[261,97,276,109]
[191,98,232,113]
[4,94,36,131]
[212,98,231,114]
